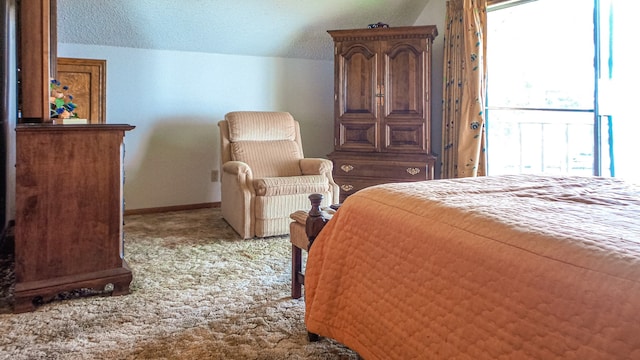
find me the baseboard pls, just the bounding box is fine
[124,202,220,216]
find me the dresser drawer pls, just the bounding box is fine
[329,151,436,202]
[333,177,392,202]
[333,158,432,181]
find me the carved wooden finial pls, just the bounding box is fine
[306,193,327,250]
[308,193,323,217]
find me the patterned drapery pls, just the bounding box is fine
[441,0,488,178]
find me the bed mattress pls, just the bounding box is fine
[304,175,640,359]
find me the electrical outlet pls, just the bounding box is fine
[211,170,219,182]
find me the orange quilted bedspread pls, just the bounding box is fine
[304,175,640,359]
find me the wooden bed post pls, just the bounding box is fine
[306,193,328,250]
[305,193,329,342]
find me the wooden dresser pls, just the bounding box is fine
[327,26,438,202]
[14,123,135,313]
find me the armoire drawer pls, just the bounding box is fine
[333,176,392,202]
[333,158,432,181]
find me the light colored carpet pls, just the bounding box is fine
[0,208,358,359]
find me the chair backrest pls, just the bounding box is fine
[219,111,305,178]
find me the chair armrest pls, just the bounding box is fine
[222,161,252,177]
[300,158,333,175]
[222,160,254,189]
[300,158,340,205]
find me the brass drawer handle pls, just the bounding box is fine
[340,164,354,173]
[340,184,354,192]
[406,168,421,176]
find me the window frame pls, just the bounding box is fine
[485,0,606,176]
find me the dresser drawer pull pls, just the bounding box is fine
[406,167,421,176]
[340,164,354,173]
[340,184,354,192]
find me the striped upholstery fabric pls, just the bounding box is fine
[253,175,328,196]
[254,192,331,220]
[254,192,332,237]
[230,140,302,178]
[225,111,296,142]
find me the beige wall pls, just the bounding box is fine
[58,44,334,210]
[57,0,449,211]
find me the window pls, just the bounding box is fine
[486,0,637,183]
[601,1,639,183]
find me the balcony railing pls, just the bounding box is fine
[487,108,598,176]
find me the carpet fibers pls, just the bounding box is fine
[0,208,358,359]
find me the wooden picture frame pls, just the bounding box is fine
[56,57,107,124]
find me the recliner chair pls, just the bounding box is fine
[218,111,339,238]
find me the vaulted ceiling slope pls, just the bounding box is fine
[57,0,432,61]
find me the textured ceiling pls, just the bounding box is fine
[57,0,431,61]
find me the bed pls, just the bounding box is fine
[304,174,640,359]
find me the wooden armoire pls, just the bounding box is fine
[327,26,438,202]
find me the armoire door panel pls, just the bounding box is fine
[338,43,378,118]
[338,122,377,151]
[383,40,426,118]
[384,123,426,152]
